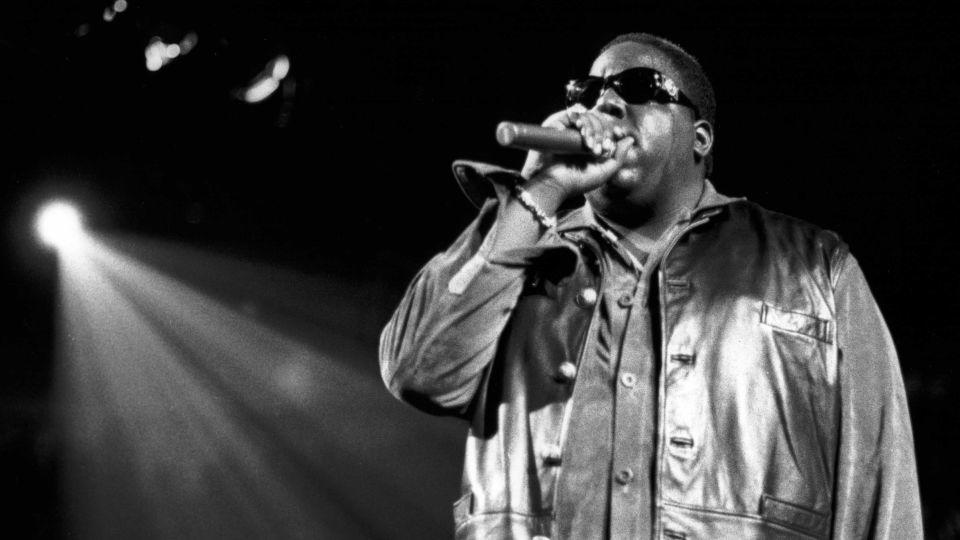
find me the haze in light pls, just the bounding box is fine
[53,233,461,539]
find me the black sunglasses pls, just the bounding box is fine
[565,67,699,118]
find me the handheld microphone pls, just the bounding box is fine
[495,121,590,155]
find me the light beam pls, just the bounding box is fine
[54,234,463,539]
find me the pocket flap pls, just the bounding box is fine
[760,494,828,537]
[760,303,833,344]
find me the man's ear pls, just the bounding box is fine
[693,119,714,163]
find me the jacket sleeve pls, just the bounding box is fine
[378,168,571,417]
[831,254,923,538]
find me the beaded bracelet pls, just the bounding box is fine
[512,184,557,230]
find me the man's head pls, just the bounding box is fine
[600,33,716,153]
[581,33,715,222]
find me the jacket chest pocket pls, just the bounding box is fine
[760,302,833,344]
[759,301,837,384]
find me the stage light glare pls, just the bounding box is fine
[145,40,164,71]
[244,77,280,104]
[36,201,84,249]
[271,55,290,80]
[146,56,162,72]
[180,32,198,54]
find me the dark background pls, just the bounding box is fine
[2,0,958,537]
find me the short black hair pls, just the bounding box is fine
[601,33,716,176]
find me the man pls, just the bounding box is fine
[380,32,922,539]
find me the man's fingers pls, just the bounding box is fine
[613,136,638,163]
[528,108,639,191]
[578,115,605,156]
[565,103,588,124]
[543,109,628,159]
[541,104,585,131]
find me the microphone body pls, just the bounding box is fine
[496,121,590,155]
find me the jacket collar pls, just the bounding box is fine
[554,178,739,234]
[451,159,743,244]
[452,160,745,273]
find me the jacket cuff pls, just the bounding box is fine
[446,161,575,291]
[452,159,523,209]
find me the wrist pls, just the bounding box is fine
[519,175,567,216]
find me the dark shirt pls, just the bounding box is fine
[554,198,711,538]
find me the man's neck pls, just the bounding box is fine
[595,176,706,251]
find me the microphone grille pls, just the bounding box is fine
[495,122,519,146]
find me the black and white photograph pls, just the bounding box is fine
[1,0,956,538]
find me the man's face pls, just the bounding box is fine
[584,42,699,211]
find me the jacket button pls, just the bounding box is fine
[616,293,633,307]
[541,444,562,466]
[620,372,637,388]
[555,361,577,382]
[575,287,598,308]
[614,467,634,485]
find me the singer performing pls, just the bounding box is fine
[379,32,921,539]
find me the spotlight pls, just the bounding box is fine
[239,55,292,104]
[243,77,280,104]
[145,35,193,72]
[271,55,290,80]
[36,201,84,249]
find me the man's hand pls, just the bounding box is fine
[520,105,639,204]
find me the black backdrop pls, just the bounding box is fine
[3,0,958,537]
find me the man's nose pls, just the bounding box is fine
[594,88,627,119]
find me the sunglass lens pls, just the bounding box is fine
[611,70,658,104]
[565,78,601,107]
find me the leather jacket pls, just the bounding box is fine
[380,162,922,539]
